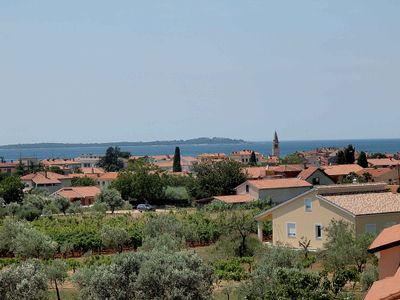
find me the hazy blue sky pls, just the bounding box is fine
[1,1,399,144]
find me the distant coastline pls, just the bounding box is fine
[0,137,247,150]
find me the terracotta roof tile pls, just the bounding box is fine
[97,172,119,180]
[322,164,364,176]
[369,224,400,252]
[214,194,255,203]
[247,178,312,190]
[368,158,400,167]
[323,192,400,216]
[55,186,101,199]
[297,167,320,180]
[364,270,400,300]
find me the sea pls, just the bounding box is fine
[0,139,399,162]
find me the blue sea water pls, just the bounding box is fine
[0,139,399,161]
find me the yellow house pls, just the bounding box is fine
[255,183,400,250]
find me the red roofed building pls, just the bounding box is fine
[235,178,313,204]
[21,171,72,193]
[297,167,335,185]
[365,224,400,299]
[54,186,101,206]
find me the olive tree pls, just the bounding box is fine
[0,259,48,300]
[100,225,129,253]
[96,188,124,213]
[54,197,70,215]
[46,259,68,300]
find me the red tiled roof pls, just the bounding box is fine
[322,164,364,176]
[21,172,70,185]
[55,186,101,199]
[364,269,400,300]
[244,167,267,179]
[271,165,303,173]
[358,167,394,178]
[214,194,255,203]
[81,167,105,174]
[369,224,400,253]
[97,172,119,181]
[368,158,400,167]
[246,178,312,190]
[297,166,320,180]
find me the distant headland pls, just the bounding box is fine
[0,137,247,150]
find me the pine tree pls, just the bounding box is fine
[357,151,368,168]
[249,151,257,166]
[172,147,182,172]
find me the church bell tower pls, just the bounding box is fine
[272,131,280,158]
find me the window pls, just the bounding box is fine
[312,177,320,185]
[287,223,296,238]
[365,224,377,234]
[315,224,322,239]
[245,185,249,193]
[304,199,312,212]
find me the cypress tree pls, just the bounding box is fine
[336,150,346,165]
[357,151,368,168]
[249,151,257,166]
[172,147,182,172]
[344,144,355,164]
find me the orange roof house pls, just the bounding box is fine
[243,166,267,179]
[21,171,72,193]
[368,158,400,168]
[235,178,313,204]
[322,164,364,183]
[358,167,400,185]
[297,166,335,185]
[254,183,400,249]
[365,224,400,300]
[54,186,101,206]
[97,172,119,188]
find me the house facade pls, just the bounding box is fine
[297,166,335,185]
[255,183,400,250]
[236,178,313,204]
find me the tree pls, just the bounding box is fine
[249,151,257,166]
[225,210,257,257]
[189,160,247,199]
[48,166,65,175]
[46,259,68,300]
[111,163,165,204]
[336,150,346,165]
[96,188,124,213]
[71,177,97,186]
[0,259,48,300]
[172,146,182,172]
[97,147,124,171]
[55,197,70,215]
[357,151,368,168]
[344,144,355,164]
[321,220,374,293]
[100,226,129,253]
[73,251,213,300]
[0,176,24,204]
[15,160,25,176]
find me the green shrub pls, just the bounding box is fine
[360,266,378,291]
[215,258,246,281]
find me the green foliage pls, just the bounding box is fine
[337,150,346,165]
[249,151,257,166]
[48,166,65,175]
[66,201,83,214]
[357,151,368,168]
[0,176,24,204]
[164,186,190,202]
[100,225,129,253]
[369,152,386,159]
[0,259,48,300]
[96,188,124,213]
[215,258,246,281]
[112,163,165,204]
[360,266,378,292]
[172,146,182,172]
[189,160,247,199]
[54,197,70,215]
[46,259,68,300]
[344,145,356,164]
[73,250,214,300]
[140,233,186,252]
[280,153,305,165]
[71,176,97,186]
[97,147,124,171]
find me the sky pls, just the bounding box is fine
[0,1,399,145]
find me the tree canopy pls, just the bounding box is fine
[357,151,368,168]
[98,147,125,171]
[189,160,246,199]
